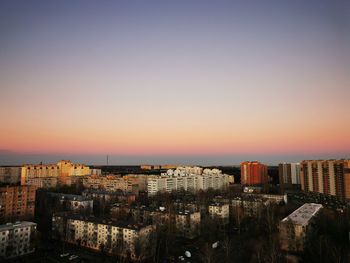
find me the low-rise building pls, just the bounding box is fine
[129,206,171,226]
[279,203,322,252]
[35,191,93,233]
[0,221,37,259]
[82,189,136,205]
[0,185,36,223]
[208,202,230,224]
[127,205,200,239]
[231,196,264,217]
[175,210,200,239]
[261,194,286,204]
[52,213,155,261]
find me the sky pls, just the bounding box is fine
[0,0,349,165]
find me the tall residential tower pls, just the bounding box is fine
[241,161,268,185]
[300,159,350,200]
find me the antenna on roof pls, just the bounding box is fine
[107,155,109,166]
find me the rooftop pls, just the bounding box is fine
[54,212,151,230]
[0,221,37,231]
[281,203,322,226]
[48,192,92,202]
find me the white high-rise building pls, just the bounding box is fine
[147,167,229,195]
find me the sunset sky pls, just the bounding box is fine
[1,0,349,165]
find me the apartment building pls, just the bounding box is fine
[279,203,322,252]
[0,167,21,184]
[241,161,268,185]
[52,213,155,261]
[0,221,37,259]
[21,160,91,188]
[83,174,147,194]
[208,202,229,224]
[141,165,177,170]
[129,206,171,226]
[0,185,36,223]
[147,167,229,195]
[279,163,301,192]
[128,205,200,239]
[231,196,264,217]
[300,159,350,200]
[35,190,93,233]
[175,210,201,239]
[82,189,136,205]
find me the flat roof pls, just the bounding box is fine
[54,213,151,230]
[48,192,92,201]
[0,221,36,231]
[281,203,322,226]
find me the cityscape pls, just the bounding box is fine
[1,1,349,263]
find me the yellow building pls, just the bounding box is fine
[209,202,230,224]
[52,213,155,261]
[83,174,147,194]
[21,160,91,188]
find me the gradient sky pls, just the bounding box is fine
[1,0,349,165]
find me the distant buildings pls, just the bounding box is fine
[279,203,322,252]
[0,167,21,184]
[147,167,229,195]
[240,161,268,185]
[0,221,37,259]
[279,163,301,192]
[83,174,147,194]
[300,160,350,200]
[0,185,36,223]
[52,213,155,261]
[140,165,177,170]
[21,160,95,188]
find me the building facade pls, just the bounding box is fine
[52,213,155,261]
[21,160,91,188]
[147,167,229,195]
[35,191,93,233]
[175,211,201,239]
[0,167,21,184]
[279,203,322,252]
[0,186,36,223]
[241,161,268,185]
[300,160,350,200]
[127,205,200,239]
[279,163,301,192]
[82,189,136,205]
[83,174,147,194]
[0,221,37,259]
[208,203,229,224]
